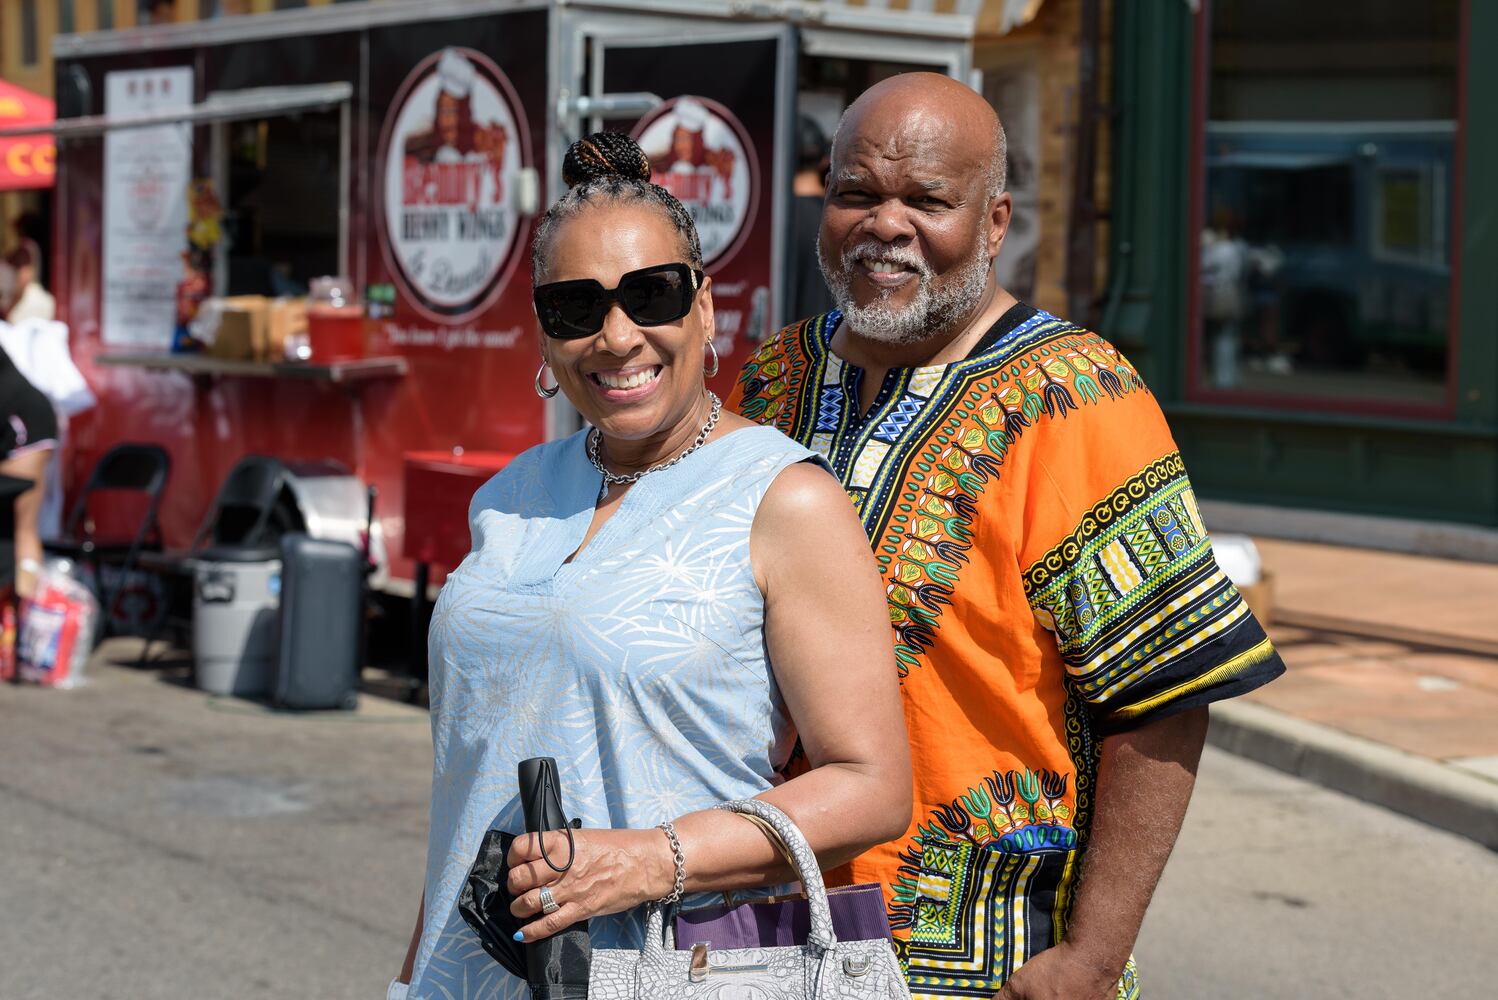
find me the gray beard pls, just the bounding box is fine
[818,234,992,346]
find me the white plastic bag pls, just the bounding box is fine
[0,318,97,417]
[14,557,99,688]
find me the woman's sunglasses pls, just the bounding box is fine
[533,262,704,340]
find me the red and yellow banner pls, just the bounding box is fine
[0,81,55,191]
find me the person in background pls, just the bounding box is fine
[785,114,836,322]
[4,241,55,326]
[141,0,177,26]
[3,235,67,541]
[0,345,57,598]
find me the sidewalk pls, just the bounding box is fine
[0,644,429,999]
[1208,536,1498,849]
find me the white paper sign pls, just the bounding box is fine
[102,67,194,347]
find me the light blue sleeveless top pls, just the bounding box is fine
[409,425,819,999]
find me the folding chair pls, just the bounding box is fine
[46,442,171,636]
[189,454,291,551]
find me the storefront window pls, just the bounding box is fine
[1194,0,1461,410]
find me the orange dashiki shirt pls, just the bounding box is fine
[727,305,1283,999]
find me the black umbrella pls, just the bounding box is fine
[459,758,591,998]
[458,828,528,978]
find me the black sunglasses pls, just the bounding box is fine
[533,262,704,340]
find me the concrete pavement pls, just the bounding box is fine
[1206,537,1498,849]
[1138,746,1498,998]
[0,644,429,1000]
[5,640,1498,999]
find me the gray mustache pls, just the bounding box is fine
[843,243,932,277]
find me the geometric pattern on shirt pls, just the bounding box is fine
[891,766,1080,923]
[870,332,1147,676]
[898,837,1064,997]
[1023,452,1269,723]
[875,395,925,443]
[817,384,846,432]
[890,765,1132,998]
[874,692,1110,998]
[734,310,1151,678]
[735,328,813,431]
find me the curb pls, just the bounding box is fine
[1198,498,1498,564]
[1270,609,1498,659]
[1207,700,1498,851]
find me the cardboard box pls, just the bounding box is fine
[1238,571,1275,627]
[267,297,307,361]
[210,295,270,361]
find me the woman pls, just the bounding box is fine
[4,240,55,325]
[392,133,910,1000]
[1,344,57,599]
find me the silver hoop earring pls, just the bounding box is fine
[704,339,720,378]
[534,362,560,399]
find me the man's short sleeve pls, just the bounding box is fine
[1018,343,1283,735]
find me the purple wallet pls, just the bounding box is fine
[675,883,893,949]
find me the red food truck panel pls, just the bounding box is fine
[359,12,550,576]
[56,9,551,582]
[49,5,823,588]
[599,28,792,393]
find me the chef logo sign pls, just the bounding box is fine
[634,97,757,269]
[380,48,528,323]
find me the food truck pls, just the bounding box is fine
[44,0,980,593]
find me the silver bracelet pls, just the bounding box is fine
[656,821,686,905]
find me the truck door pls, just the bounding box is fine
[557,12,795,405]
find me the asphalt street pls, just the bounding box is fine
[2,650,1494,999]
[1137,748,1496,997]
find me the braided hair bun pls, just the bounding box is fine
[562,131,651,188]
[532,130,704,280]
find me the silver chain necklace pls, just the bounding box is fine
[587,391,722,500]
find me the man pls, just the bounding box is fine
[728,74,1283,999]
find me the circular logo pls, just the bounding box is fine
[633,96,757,269]
[378,48,530,324]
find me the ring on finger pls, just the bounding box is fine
[538,885,560,915]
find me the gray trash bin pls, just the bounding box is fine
[192,546,281,697]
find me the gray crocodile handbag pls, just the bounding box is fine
[589,799,912,1000]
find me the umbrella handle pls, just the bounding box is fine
[519,756,576,873]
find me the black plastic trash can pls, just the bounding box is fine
[273,532,363,710]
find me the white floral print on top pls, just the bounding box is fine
[408,425,820,999]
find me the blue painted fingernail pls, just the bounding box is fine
[512,931,525,942]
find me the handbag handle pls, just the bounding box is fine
[641,799,837,958]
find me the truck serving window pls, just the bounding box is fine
[223,112,340,298]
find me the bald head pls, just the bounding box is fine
[832,73,1006,198]
[816,73,1014,347]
